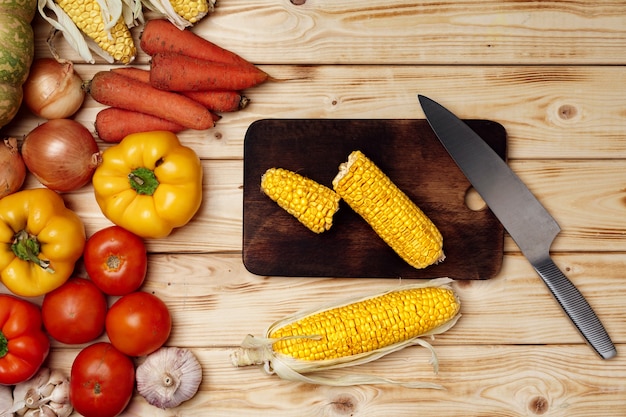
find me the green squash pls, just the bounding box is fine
[0,0,37,129]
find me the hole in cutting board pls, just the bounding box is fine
[465,187,487,211]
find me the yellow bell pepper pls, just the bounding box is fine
[92,131,203,239]
[0,188,86,297]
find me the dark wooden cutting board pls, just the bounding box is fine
[243,119,506,279]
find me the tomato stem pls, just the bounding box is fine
[106,254,121,270]
[128,167,159,196]
[11,230,54,273]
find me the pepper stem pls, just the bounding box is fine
[128,167,159,195]
[0,332,7,358]
[11,230,54,273]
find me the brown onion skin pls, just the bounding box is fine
[23,58,85,120]
[22,119,102,192]
[0,138,26,198]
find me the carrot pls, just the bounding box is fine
[140,19,257,69]
[87,70,217,130]
[95,108,186,143]
[182,90,249,112]
[150,53,268,92]
[111,67,248,112]
[111,67,151,84]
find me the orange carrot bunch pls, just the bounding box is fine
[89,19,268,142]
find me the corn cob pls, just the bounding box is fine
[230,278,461,388]
[270,284,459,361]
[261,168,340,234]
[332,150,445,269]
[141,0,216,29]
[170,0,213,23]
[58,0,136,63]
[38,0,143,64]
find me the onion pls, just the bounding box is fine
[23,58,85,120]
[0,137,26,198]
[22,119,102,192]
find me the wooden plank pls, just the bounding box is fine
[44,344,626,417]
[503,159,626,252]
[7,65,624,160]
[33,2,626,66]
[41,252,622,349]
[20,158,626,254]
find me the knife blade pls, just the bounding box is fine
[418,94,616,360]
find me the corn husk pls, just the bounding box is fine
[230,277,461,389]
[38,0,143,64]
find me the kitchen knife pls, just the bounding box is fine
[418,94,616,360]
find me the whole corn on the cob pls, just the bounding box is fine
[332,150,445,269]
[38,0,143,64]
[230,278,461,388]
[141,0,216,29]
[261,168,341,234]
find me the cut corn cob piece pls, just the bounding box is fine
[332,150,445,269]
[38,0,143,64]
[261,168,340,234]
[230,278,461,388]
[141,0,216,29]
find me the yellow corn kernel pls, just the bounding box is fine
[270,285,459,361]
[332,150,444,269]
[170,0,213,23]
[230,279,461,388]
[55,0,136,64]
[261,168,340,234]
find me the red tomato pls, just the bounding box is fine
[106,292,171,356]
[42,277,107,344]
[83,225,147,296]
[70,342,134,417]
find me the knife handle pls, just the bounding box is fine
[534,258,616,360]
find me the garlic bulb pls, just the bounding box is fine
[136,347,202,409]
[11,368,72,417]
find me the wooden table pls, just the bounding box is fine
[3,1,626,415]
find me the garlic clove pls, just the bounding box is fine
[46,369,66,387]
[22,408,49,417]
[37,383,55,400]
[46,381,70,405]
[136,347,202,409]
[13,387,40,414]
[31,368,52,394]
[41,406,57,417]
[46,401,73,417]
